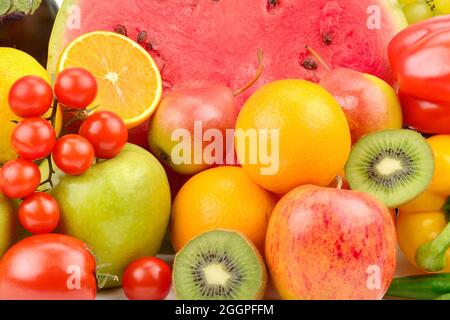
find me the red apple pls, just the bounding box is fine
[320,68,403,144]
[266,185,397,300]
[147,85,239,175]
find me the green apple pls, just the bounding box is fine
[0,193,16,258]
[51,144,171,288]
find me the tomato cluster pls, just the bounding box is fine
[0,68,128,235]
[1,68,171,300]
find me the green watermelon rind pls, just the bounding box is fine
[47,0,77,76]
[381,0,409,29]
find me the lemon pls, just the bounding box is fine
[0,48,62,164]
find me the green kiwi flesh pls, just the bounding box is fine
[173,230,267,300]
[345,129,434,208]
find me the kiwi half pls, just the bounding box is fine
[345,129,434,208]
[173,230,267,300]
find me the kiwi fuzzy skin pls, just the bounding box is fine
[172,229,268,300]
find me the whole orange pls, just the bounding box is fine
[235,80,351,194]
[170,166,276,253]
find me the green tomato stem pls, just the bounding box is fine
[41,98,60,188]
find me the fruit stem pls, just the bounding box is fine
[63,105,99,132]
[96,271,120,289]
[305,46,332,73]
[415,220,450,272]
[336,176,343,190]
[84,245,120,289]
[41,99,60,188]
[443,197,450,223]
[233,49,264,97]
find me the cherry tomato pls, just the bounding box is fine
[52,134,95,175]
[55,68,98,109]
[122,257,172,300]
[8,76,53,118]
[19,192,60,235]
[79,111,128,159]
[0,159,40,199]
[0,234,97,300]
[11,118,56,161]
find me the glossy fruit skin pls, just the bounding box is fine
[389,16,450,134]
[11,118,56,161]
[0,48,63,164]
[19,192,60,235]
[397,135,450,273]
[0,234,96,300]
[52,135,95,175]
[389,15,450,77]
[171,166,276,253]
[54,68,98,109]
[320,68,403,144]
[396,28,450,102]
[266,185,397,300]
[399,92,450,134]
[236,80,351,194]
[0,159,41,199]
[148,85,239,175]
[123,257,172,300]
[52,144,171,288]
[397,197,450,273]
[8,76,53,118]
[79,111,128,159]
[402,2,433,25]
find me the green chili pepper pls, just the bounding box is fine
[387,274,450,300]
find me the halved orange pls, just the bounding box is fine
[58,31,162,128]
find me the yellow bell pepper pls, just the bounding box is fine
[397,135,450,273]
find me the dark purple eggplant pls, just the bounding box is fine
[0,0,58,66]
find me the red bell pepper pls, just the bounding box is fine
[389,15,450,134]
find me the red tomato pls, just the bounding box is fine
[55,68,98,109]
[52,135,95,176]
[8,76,53,118]
[0,234,97,300]
[122,257,172,300]
[11,118,56,161]
[19,192,60,235]
[79,111,128,159]
[0,159,41,199]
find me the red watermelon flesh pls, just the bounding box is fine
[48,0,406,147]
[49,0,406,93]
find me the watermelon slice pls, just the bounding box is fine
[49,0,406,91]
[48,0,406,147]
